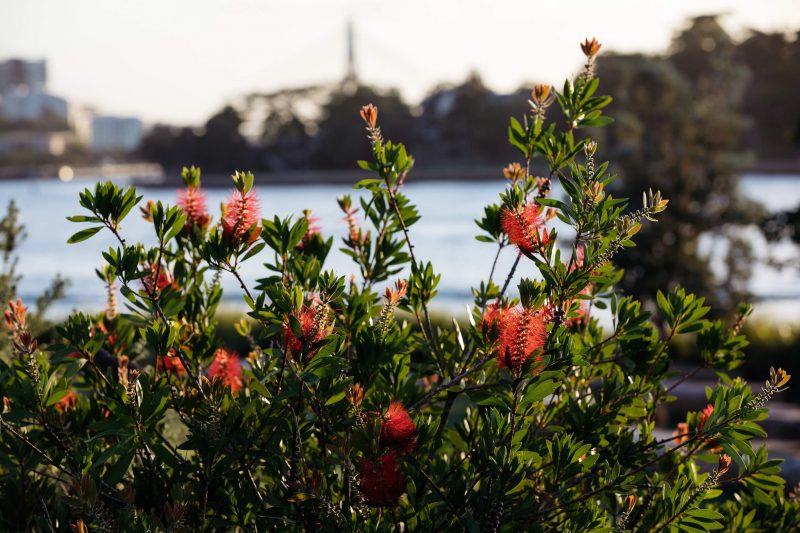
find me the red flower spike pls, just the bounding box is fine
[159,350,186,375]
[380,402,417,453]
[208,348,243,392]
[282,304,330,361]
[481,302,509,332]
[698,404,714,432]
[55,389,78,413]
[177,186,211,229]
[296,212,321,251]
[357,451,405,507]
[342,205,362,244]
[500,204,548,255]
[142,262,174,294]
[496,306,548,371]
[222,189,261,244]
[564,246,594,327]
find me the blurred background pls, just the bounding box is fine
[1,0,799,472]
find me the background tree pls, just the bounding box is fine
[416,72,523,165]
[139,106,254,173]
[598,15,761,314]
[737,29,800,160]
[312,84,416,169]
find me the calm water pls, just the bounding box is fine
[2,175,800,319]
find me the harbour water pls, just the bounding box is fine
[2,174,799,319]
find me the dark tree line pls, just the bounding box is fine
[139,16,799,176]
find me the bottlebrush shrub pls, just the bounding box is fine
[1,40,798,532]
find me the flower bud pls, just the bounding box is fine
[530,84,552,106]
[770,367,791,388]
[503,162,524,182]
[140,199,156,222]
[718,454,732,475]
[360,104,378,129]
[346,383,365,408]
[581,37,602,58]
[624,494,636,513]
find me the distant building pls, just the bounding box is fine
[69,104,94,144]
[0,58,143,158]
[0,87,68,123]
[90,115,143,152]
[0,130,74,156]
[0,59,46,92]
[0,58,68,125]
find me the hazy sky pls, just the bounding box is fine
[2,0,799,126]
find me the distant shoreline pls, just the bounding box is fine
[1,158,799,187]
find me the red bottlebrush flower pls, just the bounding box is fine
[55,389,78,413]
[95,320,119,349]
[207,348,243,392]
[481,302,510,332]
[565,246,594,327]
[380,402,417,453]
[698,404,714,432]
[500,204,549,255]
[159,350,186,375]
[142,262,174,294]
[177,186,211,229]
[357,451,405,507]
[342,205,362,244]
[496,306,548,372]
[222,189,261,245]
[296,211,322,251]
[4,298,26,331]
[282,304,331,361]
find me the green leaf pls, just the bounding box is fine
[67,226,103,243]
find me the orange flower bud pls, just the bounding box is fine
[673,422,689,444]
[360,104,378,129]
[530,84,552,106]
[346,383,365,408]
[624,494,636,513]
[503,162,524,182]
[4,298,26,331]
[771,366,791,388]
[384,279,408,305]
[140,199,156,222]
[718,454,732,475]
[581,37,602,58]
[70,520,89,533]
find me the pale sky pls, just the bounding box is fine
[2,0,799,126]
